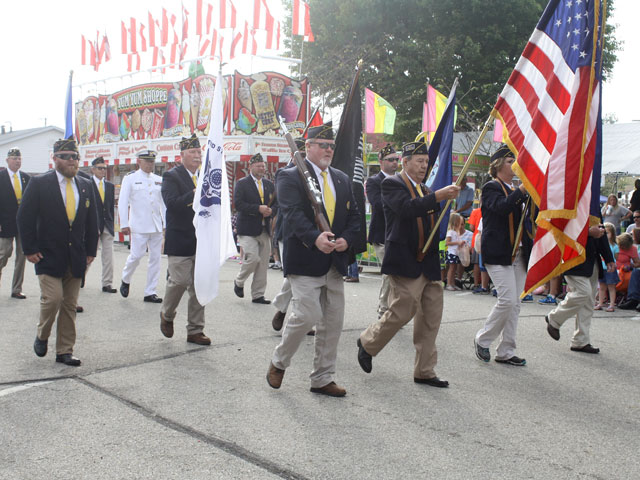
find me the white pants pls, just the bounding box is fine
[121,232,163,296]
[548,269,598,348]
[373,243,390,315]
[272,266,345,388]
[475,251,526,359]
[272,241,292,314]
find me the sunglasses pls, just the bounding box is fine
[56,153,79,161]
[634,216,640,219]
[94,166,107,170]
[310,142,336,150]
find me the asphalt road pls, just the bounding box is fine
[1,244,639,479]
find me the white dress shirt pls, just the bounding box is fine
[309,161,336,208]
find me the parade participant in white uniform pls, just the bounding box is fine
[118,150,165,303]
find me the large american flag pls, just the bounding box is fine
[493,0,607,294]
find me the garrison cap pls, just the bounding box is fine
[378,144,397,160]
[92,156,106,166]
[180,133,201,151]
[306,121,334,141]
[7,147,21,157]
[401,141,429,158]
[490,144,515,162]
[249,153,264,164]
[53,137,79,153]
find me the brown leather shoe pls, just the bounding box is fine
[160,312,174,338]
[187,333,211,345]
[310,381,346,397]
[272,310,286,331]
[266,362,285,389]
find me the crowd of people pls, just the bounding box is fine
[1,130,638,395]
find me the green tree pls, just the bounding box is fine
[285,0,620,142]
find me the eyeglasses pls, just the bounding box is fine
[56,153,79,161]
[634,216,640,219]
[94,166,107,170]
[310,142,336,150]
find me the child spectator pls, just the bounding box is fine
[445,213,465,291]
[596,223,619,312]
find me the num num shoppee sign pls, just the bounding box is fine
[75,70,311,164]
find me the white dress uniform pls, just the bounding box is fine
[119,168,166,297]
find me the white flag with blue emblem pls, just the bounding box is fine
[193,72,236,305]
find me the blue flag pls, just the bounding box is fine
[64,71,73,138]
[425,82,457,241]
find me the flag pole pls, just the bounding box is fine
[301,106,320,137]
[512,196,531,260]
[422,114,495,253]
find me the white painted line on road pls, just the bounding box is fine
[0,381,52,398]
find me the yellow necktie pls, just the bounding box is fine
[13,173,22,203]
[66,178,76,223]
[192,175,198,187]
[321,171,335,225]
[98,180,105,202]
[257,179,264,203]
[416,183,424,198]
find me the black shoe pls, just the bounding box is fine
[306,329,316,336]
[144,294,163,303]
[495,356,527,366]
[55,354,81,366]
[414,376,449,388]
[234,281,244,298]
[570,344,600,354]
[545,315,560,341]
[11,292,26,299]
[33,336,47,357]
[272,310,286,331]
[252,296,271,304]
[76,305,84,313]
[102,286,117,293]
[619,299,639,310]
[474,338,490,363]
[120,281,130,298]
[357,338,372,373]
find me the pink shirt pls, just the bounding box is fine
[616,246,639,269]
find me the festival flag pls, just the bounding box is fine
[364,88,396,135]
[292,0,314,42]
[425,81,457,241]
[219,0,237,29]
[193,73,237,305]
[493,116,505,142]
[334,66,367,255]
[99,34,111,62]
[64,71,73,139]
[121,21,127,53]
[422,85,447,136]
[492,0,606,294]
[307,108,323,132]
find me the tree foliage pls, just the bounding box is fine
[285,0,620,142]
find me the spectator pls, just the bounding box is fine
[601,194,631,234]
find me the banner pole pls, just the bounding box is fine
[422,114,495,253]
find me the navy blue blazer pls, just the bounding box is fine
[91,178,115,236]
[0,169,30,238]
[234,175,276,236]
[17,170,98,278]
[162,165,197,257]
[480,179,531,266]
[366,171,386,245]
[380,174,441,280]
[273,162,295,242]
[565,225,614,278]
[278,161,360,277]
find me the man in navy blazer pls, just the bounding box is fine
[159,134,211,346]
[267,122,360,397]
[357,140,459,388]
[366,144,399,317]
[18,138,98,366]
[233,153,276,304]
[89,157,116,293]
[0,147,30,299]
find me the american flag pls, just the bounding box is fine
[493,0,606,294]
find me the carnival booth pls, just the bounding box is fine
[64,70,311,242]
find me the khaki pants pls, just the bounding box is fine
[373,243,390,315]
[548,269,599,348]
[162,255,205,335]
[235,231,271,300]
[98,231,114,288]
[360,274,443,380]
[37,270,82,355]
[0,235,26,295]
[272,266,345,388]
[272,241,292,314]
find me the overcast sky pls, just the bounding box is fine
[0,0,637,132]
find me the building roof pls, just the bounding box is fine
[0,126,64,146]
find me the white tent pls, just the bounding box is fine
[602,122,640,175]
